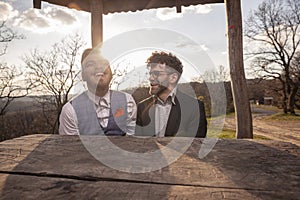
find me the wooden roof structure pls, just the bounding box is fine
[33,0,224,14]
[33,0,253,138]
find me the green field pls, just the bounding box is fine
[207,128,270,140]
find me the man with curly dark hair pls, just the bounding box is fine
[135,51,207,137]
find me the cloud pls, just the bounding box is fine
[183,5,212,14]
[200,44,209,51]
[44,7,76,25]
[14,9,50,31]
[156,7,183,21]
[175,41,209,54]
[14,6,77,33]
[156,4,212,21]
[0,1,19,21]
[175,37,197,48]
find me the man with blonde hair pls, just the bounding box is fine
[59,48,136,135]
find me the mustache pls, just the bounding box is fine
[150,80,165,85]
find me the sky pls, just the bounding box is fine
[0,0,264,87]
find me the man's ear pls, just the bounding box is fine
[107,66,113,83]
[169,73,179,84]
[82,70,87,81]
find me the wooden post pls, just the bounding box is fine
[175,0,182,13]
[33,0,41,9]
[225,0,253,138]
[90,0,103,48]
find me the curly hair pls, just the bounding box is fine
[146,51,183,75]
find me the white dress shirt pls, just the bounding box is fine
[154,88,177,137]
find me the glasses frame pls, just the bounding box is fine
[149,70,173,78]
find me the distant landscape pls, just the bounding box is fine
[1,79,298,142]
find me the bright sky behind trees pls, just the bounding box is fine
[0,0,263,80]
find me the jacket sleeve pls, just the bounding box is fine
[134,99,156,137]
[196,100,207,138]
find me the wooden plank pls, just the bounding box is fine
[225,0,253,138]
[0,174,290,200]
[0,135,299,199]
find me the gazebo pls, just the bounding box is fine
[33,0,253,138]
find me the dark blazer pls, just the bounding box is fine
[135,91,207,137]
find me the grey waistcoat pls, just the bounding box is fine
[71,91,127,135]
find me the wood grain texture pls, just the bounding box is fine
[0,135,299,199]
[225,0,253,138]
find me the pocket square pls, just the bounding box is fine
[114,108,124,117]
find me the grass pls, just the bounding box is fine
[206,104,300,140]
[219,130,270,140]
[207,116,270,140]
[254,134,270,140]
[207,128,270,140]
[215,129,236,139]
[206,113,268,139]
[251,104,300,119]
[264,113,300,121]
[251,104,282,112]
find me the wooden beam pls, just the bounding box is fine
[176,0,182,13]
[36,0,224,14]
[33,0,41,9]
[90,0,103,48]
[225,0,253,138]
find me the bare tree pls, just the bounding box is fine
[0,63,31,115]
[291,51,300,110]
[0,20,24,56]
[110,59,130,90]
[244,0,300,114]
[191,65,229,83]
[0,20,27,116]
[296,89,300,109]
[23,34,86,133]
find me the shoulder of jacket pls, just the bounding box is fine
[137,96,154,105]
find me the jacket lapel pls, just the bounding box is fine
[139,96,156,136]
[165,97,181,136]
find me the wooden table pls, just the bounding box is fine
[0,134,299,199]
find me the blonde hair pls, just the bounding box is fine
[81,48,109,67]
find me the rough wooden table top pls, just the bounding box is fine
[0,134,299,200]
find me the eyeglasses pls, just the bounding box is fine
[149,70,172,78]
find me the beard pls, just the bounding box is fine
[149,81,169,96]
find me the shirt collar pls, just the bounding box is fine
[156,87,177,105]
[87,90,110,106]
